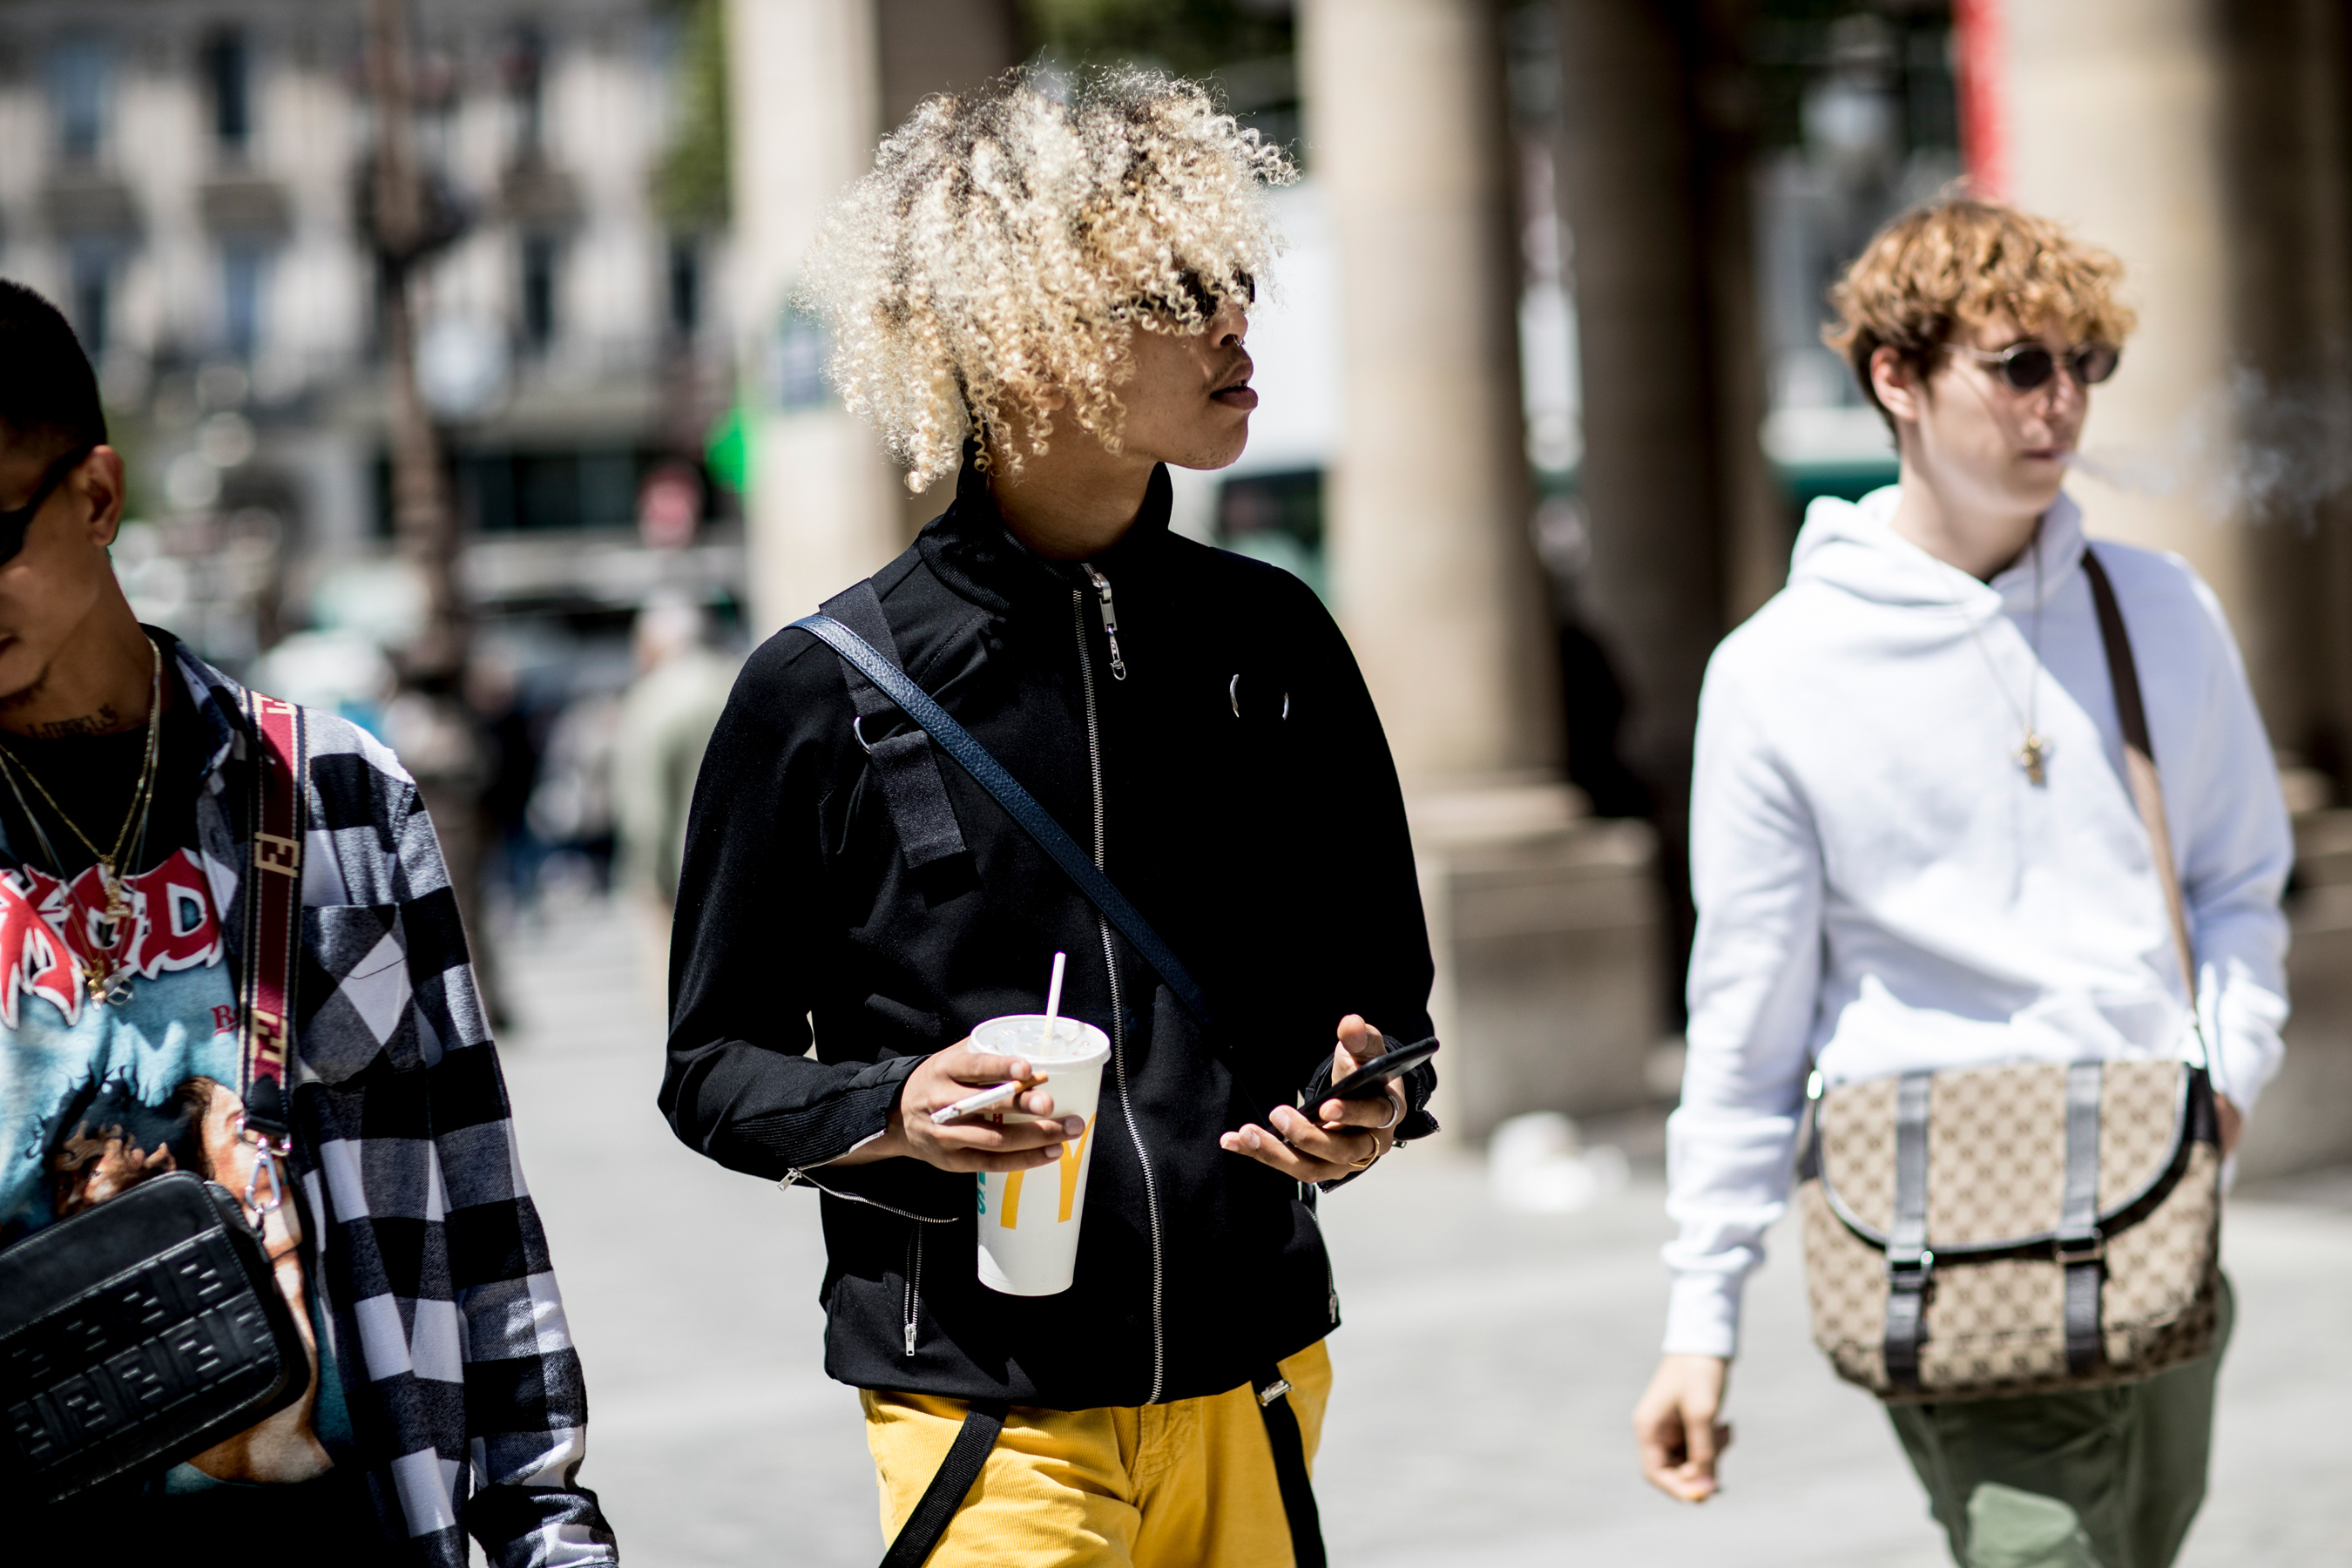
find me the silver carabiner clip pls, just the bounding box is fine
[242,1134,287,1229]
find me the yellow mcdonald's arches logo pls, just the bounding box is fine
[998,1116,1097,1229]
[1058,1116,1096,1221]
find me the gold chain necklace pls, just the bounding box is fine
[0,638,165,1004]
[1952,524,2051,785]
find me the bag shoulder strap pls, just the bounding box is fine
[794,611,1219,1034]
[2079,546,2200,1015]
[820,582,969,869]
[876,1398,1008,1568]
[238,691,308,1145]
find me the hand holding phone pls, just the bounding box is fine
[1323,1035,1438,1101]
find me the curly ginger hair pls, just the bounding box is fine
[798,68,1294,492]
[1827,197,2139,431]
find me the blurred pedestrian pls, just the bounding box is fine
[661,71,1438,1567]
[1632,200,2289,1568]
[0,280,615,1564]
[527,686,621,893]
[612,589,734,992]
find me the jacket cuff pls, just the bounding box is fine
[1661,1270,1742,1359]
[2213,1033,2281,1120]
[730,1053,923,1171]
[1298,1034,1440,1136]
[1303,1034,1441,1191]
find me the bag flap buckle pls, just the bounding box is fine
[2054,1229,2105,1266]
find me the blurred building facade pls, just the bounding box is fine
[19,0,2345,1170]
[0,0,743,695]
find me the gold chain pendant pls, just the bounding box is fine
[2017,730,2051,787]
[82,959,132,1006]
[98,860,132,923]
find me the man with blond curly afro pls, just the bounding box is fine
[1632,198,2288,1567]
[660,71,1438,1566]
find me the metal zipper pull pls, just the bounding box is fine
[1084,565,1128,680]
[903,1229,923,1356]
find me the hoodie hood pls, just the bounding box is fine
[1789,483,2085,618]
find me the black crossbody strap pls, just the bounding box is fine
[1254,1368,1328,1568]
[821,584,970,869]
[877,1397,1010,1568]
[794,612,1219,1034]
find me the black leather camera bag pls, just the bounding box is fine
[0,689,313,1504]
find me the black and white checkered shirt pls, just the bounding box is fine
[170,638,617,1565]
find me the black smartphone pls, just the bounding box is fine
[1322,1036,1440,1102]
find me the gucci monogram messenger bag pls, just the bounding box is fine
[1795,547,2227,1402]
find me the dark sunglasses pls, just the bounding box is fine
[0,444,96,565]
[1952,341,2120,393]
[1139,268,1255,321]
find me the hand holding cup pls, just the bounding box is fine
[828,1039,1083,1172]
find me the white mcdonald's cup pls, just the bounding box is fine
[970,1014,1112,1296]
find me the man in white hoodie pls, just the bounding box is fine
[1630,199,2289,1568]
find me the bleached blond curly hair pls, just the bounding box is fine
[798,67,1294,492]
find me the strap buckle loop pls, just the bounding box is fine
[2054,1230,2105,1266]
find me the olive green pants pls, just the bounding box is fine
[1887,1278,2233,1568]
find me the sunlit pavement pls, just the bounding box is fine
[490,896,2352,1566]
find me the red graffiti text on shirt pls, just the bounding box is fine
[0,850,225,1025]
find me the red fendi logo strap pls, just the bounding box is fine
[240,692,307,1142]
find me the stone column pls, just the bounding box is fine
[727,0,901,636]
[2000,3,2253,657]
[1299,0,1558,788]
[1301,0,1660,1139]
[1551,0,1770,1017]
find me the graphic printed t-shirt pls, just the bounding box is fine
[0,685,348,1490]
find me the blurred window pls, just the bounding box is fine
[205,29,253,155]
[447,448,678,533]
[667,235,701,338]
[521,233,560,351]
[223,244,267,359]
[50,36,111,163]
[507,24,548,161]
[70,243,112,355]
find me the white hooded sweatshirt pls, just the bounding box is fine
[1661,485,2291,1359]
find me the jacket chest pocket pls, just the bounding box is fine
[299,903,422,1080]
[1218,668,1299,762]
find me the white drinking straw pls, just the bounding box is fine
[1044,950,1067,1041]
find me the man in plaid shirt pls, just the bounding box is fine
[0,288,617,1562]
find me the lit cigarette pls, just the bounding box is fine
[932,1080,1024,1125]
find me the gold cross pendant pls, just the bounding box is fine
[2017,731,2050,786]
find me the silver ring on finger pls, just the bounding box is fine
[1376,1094,1402,1132]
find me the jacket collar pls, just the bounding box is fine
[151,626,252,791]
[917,450,1176,616]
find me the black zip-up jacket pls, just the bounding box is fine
[660,460,1438,1409]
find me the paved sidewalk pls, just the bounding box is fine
[490,897,2352,1565]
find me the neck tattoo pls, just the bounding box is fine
[24,706,124,740]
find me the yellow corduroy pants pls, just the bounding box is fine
[862,1340,1332,1567]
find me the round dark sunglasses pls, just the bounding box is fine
[0,444,96,566]
[1952,341,2119,393]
